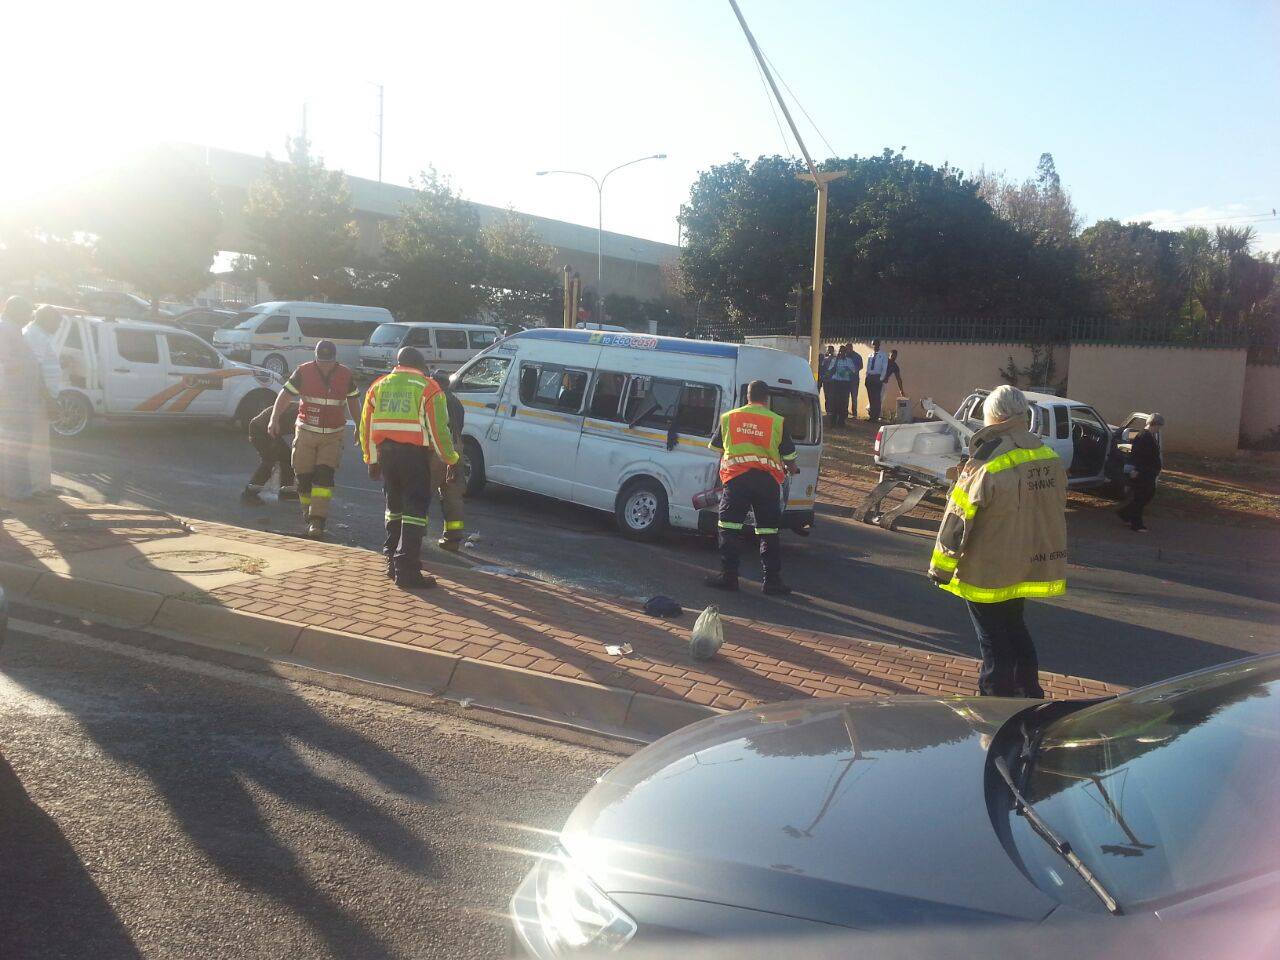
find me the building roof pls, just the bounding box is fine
[184,144,678,266]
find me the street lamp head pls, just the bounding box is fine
[655,154,668,160]
[535,170,549,176]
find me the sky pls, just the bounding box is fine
[2,0,1277,251]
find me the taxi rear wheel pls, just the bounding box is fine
[615,478,668,542]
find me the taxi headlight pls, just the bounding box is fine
[535,847,636,954]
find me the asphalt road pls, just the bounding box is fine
[0,615,618,960]
[47,422,1280,689]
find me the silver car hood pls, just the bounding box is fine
[562,696,1058,930]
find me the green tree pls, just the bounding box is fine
[90,146,222,310]
[977,153,1080,248]
[1076,220,1183,329]
[237,137,359,301]
[481,212,559,327]
[678,150,1064,329]
[378,168,488,323]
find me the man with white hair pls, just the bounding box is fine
[1118,413,1165,532]
[928,384,1068,698]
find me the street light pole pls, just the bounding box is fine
[537,153,666,319]
[727,0,843,376]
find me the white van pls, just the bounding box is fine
[46,314,284,437]
[358,322,500,381]
[450,329,823,540]
[212,301,393,377]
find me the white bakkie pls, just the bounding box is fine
[46,314,284,438]
[449,328,823,540]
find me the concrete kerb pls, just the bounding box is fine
[6,561,714,741]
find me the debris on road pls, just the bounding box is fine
[690,605,724,661]
[604,643,634,657]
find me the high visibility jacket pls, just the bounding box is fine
[284,361,358,433]
[928,419,1068,603]
[359,366,460,467]
[710,402,797,485]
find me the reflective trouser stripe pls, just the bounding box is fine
[930,549,958,571]
[718,520,744,530]
[311,487,333,500]
[445,520,465,531]
[755,527,780,535]
[385,511,402,522]
[400,515,428,527]
[939,578,1066,602]
[949,486,977,519]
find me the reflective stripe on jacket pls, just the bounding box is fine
[284,361,357,431]
[928,419,1068,603]
[359,366,460,466]
[712,403,797,485]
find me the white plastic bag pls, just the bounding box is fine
[690,605,724,661]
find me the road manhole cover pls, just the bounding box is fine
[128,550,265,575]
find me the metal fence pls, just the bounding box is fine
[691,315,1252,348]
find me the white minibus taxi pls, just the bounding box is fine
[212,301,393,377]
[359,322,500,381]
[450,328,822,540]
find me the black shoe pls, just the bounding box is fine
[240,489,263,505]
[763,578,792,596]
[704,573,739,591]
[395,572,437,590]
[1131,524,1148,533]
[437,537,462,553]
[306,519,326,539]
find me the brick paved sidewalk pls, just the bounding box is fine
[1,497,1121,716]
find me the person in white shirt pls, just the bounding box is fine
[22,305,64,495]
[864,339,889,422]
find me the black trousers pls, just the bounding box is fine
[965,598,1045,698]
[718,470,783,578]
[248,434,295,489]
[1119,477,1156,529]
[827,382,850,425]
[865,375,883,421]
[379,441,433,573]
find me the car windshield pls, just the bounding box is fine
[1020,658,1280,907]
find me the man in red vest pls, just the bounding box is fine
[268,340,361,539]
[706,379,800,595]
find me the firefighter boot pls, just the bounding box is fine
[762,576,792,596]
[240,486,264,505]
[306,518,326,540]
[437,536,461,553]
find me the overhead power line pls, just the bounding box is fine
[761,49,839,159]
[751,48,794,158]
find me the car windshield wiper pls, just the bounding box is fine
[993,755,1123,916]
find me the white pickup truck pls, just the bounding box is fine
[46,314,284,438]
[863,389,1149,529]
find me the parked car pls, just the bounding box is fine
[171,308,240,343]
[45,314,282,437]
[451,328,821,540]
[211,301,393,377]
[511,654,1280,958]
[358,321,501,381]
[78,289,174,320]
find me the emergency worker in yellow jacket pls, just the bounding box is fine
[706,379,800,596]
[359,347,459,589]
[928,384,1067,698]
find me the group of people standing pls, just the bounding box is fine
[0,296,64,505]
[242,341,466,589]
[818,338,904,426]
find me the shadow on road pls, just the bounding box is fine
[0,753,142,959]
[3,631,436,960]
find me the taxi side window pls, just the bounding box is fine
[1054,405,1070,439]
[587,371,628,420]
[519,362,589,413]
[256,313,289,335]
[624,376,683,429]
[116,330,159,364]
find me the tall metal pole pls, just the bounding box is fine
[376,84,384,183]
[727,0,843,376]
[596,184,604,319]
